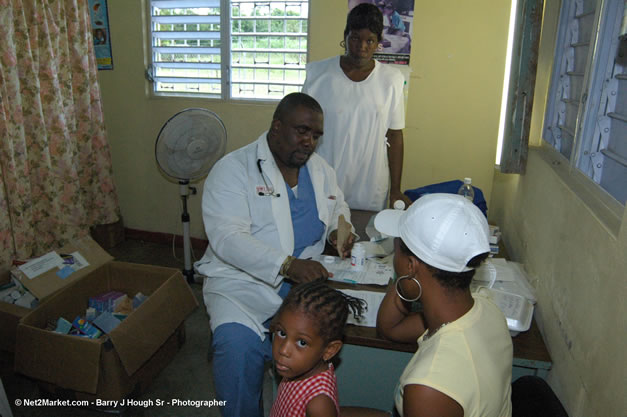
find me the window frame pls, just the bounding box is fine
[542,0,627,209]
[145,0,310,102]
[499,0,544,174]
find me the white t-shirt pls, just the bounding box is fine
[302,56,405,211]
[395,294,513,417]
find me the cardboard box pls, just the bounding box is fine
[0,267,27,351]
[15,260,198,399]
[0,299,29,353]
[36,324,187,402]
[0,236,114,352]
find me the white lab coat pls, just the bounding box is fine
[195,132,352,339]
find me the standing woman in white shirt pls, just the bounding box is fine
[302,3,412,212]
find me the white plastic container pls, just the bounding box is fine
[351,243,366,271]
[479,287,534,336]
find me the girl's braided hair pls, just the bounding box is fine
[273,280,367,343]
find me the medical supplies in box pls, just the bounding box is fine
[0,281,37,309]
[49,290,148,337]
[88,290,126,313]
[13,237,199,400]
[0,236,115,352]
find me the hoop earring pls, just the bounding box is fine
[395,275,422,302]
[340,40,346,49]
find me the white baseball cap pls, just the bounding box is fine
[374,193,490,272]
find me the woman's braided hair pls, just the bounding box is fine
[273,280,367,343]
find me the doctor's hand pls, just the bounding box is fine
[287,259,333,283]
[329,230,355,259]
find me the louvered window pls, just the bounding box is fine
[148,0,308,100]
[543,0,627,205]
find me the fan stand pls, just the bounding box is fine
[155,108,226,284]
[179,180,196,284]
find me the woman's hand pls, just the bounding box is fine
[389,189,412,209]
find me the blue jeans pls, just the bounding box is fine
[211,282,291,417]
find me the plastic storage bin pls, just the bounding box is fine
[478,287,534,336]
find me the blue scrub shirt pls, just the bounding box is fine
[286,166,325,258]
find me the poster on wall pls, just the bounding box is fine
[88,0,114,70]
[348,0,414,65]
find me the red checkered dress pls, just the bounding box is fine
[270,364,340,417]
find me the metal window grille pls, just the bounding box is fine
[149,0,308,100]
[543,0,627,205]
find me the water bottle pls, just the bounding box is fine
[457,178,475,202]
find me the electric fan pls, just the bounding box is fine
[155,108,227,283]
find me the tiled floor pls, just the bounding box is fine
[1,239,274,417]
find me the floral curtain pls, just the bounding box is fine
[0,0,119,272]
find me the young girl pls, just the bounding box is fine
[269,280,366,417]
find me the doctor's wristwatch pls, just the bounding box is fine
[279,256,296,278]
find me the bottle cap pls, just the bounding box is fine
[393,200,406,210]
[464,177,472,184]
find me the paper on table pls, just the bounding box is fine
[471,259,537,303]
[490,262,536,303]
[473,258,515,282]
[337,289,386,328]
[315,255,393,286]
[18,252,65,279]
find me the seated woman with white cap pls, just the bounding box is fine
[371,193,513,417]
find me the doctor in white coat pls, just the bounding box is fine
[195,93,354,417]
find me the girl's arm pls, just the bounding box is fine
[376,281,426,343]
[306,394,337,417]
